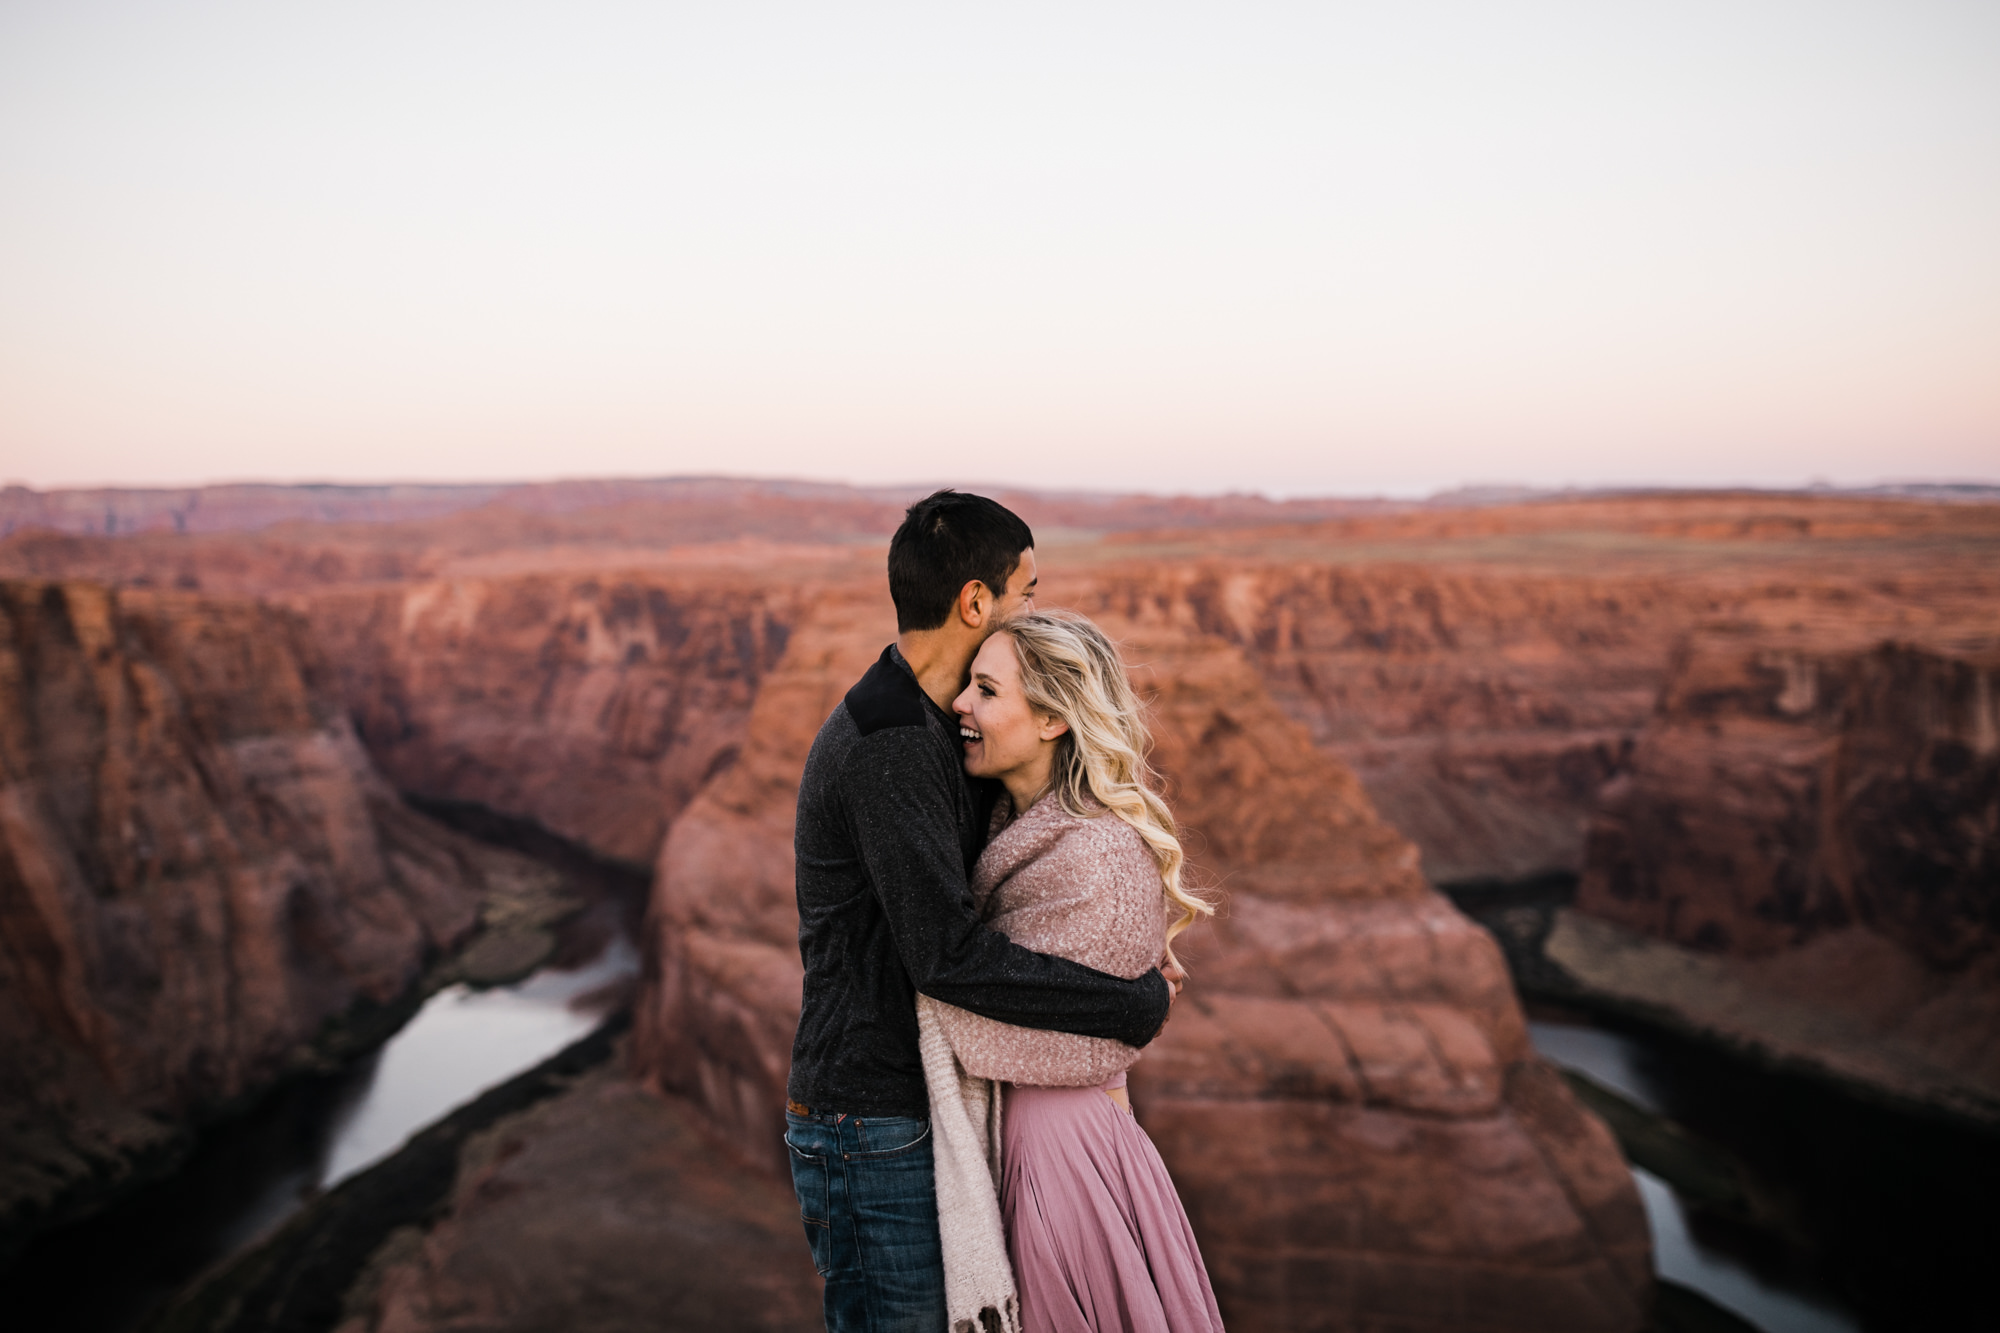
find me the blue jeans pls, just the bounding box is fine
[784,1109,946,1333]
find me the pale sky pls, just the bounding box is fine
[2,1,1996,497]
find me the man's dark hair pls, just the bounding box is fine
[888,490,1034,633]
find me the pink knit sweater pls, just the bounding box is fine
[933,792,1168,1087]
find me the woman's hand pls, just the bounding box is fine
[1139,956,1190,1045]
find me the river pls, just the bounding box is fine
[217,932,639,1260]
[1530,1008,1996,1333]
[18,926,1986,1331]
[12,905,639,1333]
[1530,1020,1862,1333]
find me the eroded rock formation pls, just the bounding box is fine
[1581,627,1999,962]
[635,585,1652,1332]
[7,485,1998,1328]
[1066,563,1686,887]
[304,573,802,867]
[1064,496,2000,890]
[1571,623,2000,1116]
[633,585,887,1162]
[350,1061,823,1333]
[0,581,512,1254]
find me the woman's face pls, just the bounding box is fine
[953,632,1066,792]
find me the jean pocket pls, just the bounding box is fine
[852,1115,931,1158]
[785,1135,831,1229]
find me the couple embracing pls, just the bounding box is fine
[786,490,1225,1333]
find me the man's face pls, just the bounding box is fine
[989,547,1038,626]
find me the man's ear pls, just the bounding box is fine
[956,579,991,628]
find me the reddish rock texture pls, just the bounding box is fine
[1062,563,1686,886]
[12,484,1998,1325]
[342,1060,823,1333]
[635,581,1652,1333]
[1060,495,2000,888]
[0,581,502,1250]
[1580,626,1999,962]
[14,482,1991,894]
[634,586,889,1163]
[303,572,803,867]
[1573,622,2000,1107]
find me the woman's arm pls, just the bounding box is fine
[938,816,1166,1087]
[931,998,1141,1086]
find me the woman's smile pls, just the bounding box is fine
[952,632,1066,808]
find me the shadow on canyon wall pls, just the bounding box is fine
[3,480,1996,1332]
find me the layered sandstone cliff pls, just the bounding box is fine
[11,483,1989,900]
[0,582,511,1255]
[1582,626,1998,961]
[1568,623,2000,1119]
[633,585,887,1160]
[635,584,1652,1333]
[1066,496,2000,890]
[7,487,1994,1327]
[1063,562,1688,887]
[302,572,805,867]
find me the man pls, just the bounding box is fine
[786,490,1180,1332]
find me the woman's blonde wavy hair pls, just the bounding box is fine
[998,610,1214,966]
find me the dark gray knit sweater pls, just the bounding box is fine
[787,644,1171,1118]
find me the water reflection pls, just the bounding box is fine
[1528,1021,1673,1112]
[11,931,639,1333]
[1630,1170,1859,1333]
[320,935,638,1187]
[1530,1021,1861,1333]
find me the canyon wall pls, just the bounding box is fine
[303,572,802,867]
[0,582,506,1254]
[1573,623,2000,1104]
[12,484,1987,900]
[634,585,888,1163]
[1581,626,1998,961]
[1064,563,1692,887]
[635,578,1652,1333]
[6,489,1995,1325]
[1064,496,2000,891]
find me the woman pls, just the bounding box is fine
[917,610,1224,1333]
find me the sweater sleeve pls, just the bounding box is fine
[841,728,1169,1048]
[934,818,1168,1087]
[931,998,1142,1086]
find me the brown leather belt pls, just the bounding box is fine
[786,1098,814,1117]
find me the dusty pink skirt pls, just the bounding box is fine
[1001,1081,1226,1333]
